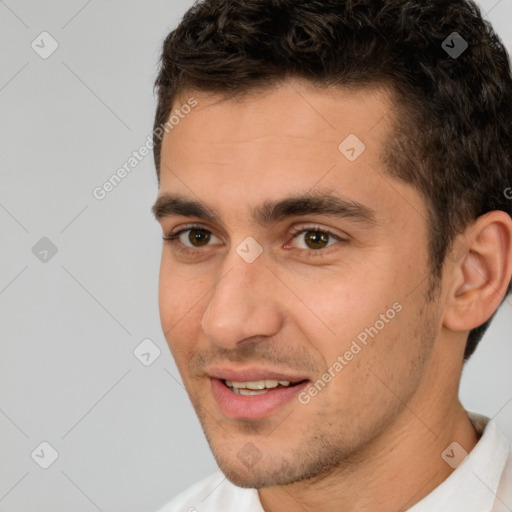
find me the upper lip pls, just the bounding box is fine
[207,366,310,383]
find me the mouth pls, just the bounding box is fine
[223,378,304,395]
[207,368,310,420]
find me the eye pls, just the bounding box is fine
[286,226,345,251]
[163,223,347,258]
[163,225,222,250]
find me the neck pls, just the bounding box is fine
[258,348,479,512]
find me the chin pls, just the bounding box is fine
[209,441,348,489]
[218,461,299,489]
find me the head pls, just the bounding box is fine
[152,0,512,488]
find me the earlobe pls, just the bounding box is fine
[443,211,512,332]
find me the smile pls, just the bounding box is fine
[225,379,294,395]
[209,375,309,419]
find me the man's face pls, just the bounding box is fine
[155,80,443,487]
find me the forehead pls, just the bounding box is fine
[161,81,392,178]
[157,79,425,227]
[167,80,394,150]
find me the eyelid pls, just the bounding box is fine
[287,223,348,241]
[163,222,348,258]
[283,224,348,254]
[163,223,222,244]
[164,223,346,241]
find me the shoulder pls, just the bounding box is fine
[155,471,262,512]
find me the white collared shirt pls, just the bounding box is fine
[157,411,512,512]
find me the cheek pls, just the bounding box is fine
[290,269,395,356]
[290,267,416,403]
[332,297,435,423]
[158,261,177,331]
[158,260,203,351]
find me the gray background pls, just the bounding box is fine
[0,1,511,510]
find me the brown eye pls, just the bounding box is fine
[287,226,344,252]
[303,230,330,249]
[188,228,211,247]
[164,226,221,251]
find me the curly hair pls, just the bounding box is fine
[153,0,512,360]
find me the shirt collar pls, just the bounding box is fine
[407,411,509,512]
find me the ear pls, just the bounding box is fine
[443,211,512,332]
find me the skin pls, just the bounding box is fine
[153,78,512,512]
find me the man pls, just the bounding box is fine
[151,0,512,510]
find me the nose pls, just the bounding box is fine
[201,250,283,349]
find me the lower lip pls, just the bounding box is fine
[210,378,309,420]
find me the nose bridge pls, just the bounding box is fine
[201,249,282,348]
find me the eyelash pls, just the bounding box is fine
[162,223,346,258]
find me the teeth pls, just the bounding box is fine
[224,379,291,390]
[235,380,266,390]
[236,388,269,396]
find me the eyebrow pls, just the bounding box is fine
[152,191,377,227]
